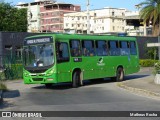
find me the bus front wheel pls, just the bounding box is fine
[116,67,124,82]
[45,83,52,88]
[72,71,80,88]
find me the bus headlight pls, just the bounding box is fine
[23,71,29,77]
[46,69,54,76]
[24,73,28,77]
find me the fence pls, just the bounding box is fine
[0,55,23,80]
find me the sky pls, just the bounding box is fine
[5,0,144,11]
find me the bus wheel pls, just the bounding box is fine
[45,83,52,88]
[116,67,124,82]
[72,71,80,88]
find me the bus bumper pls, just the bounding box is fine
[23,74,57,84]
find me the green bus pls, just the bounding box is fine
[23,34,140,88]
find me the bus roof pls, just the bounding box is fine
[25,33,136,41]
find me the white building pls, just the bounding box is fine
[125,11,144,36]
[64,7,126,34]
[64,11,95,34]
[17,0,43,32]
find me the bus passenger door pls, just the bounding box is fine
[129,41,139,73]
[56,41,71,83]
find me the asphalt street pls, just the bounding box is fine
[0,68,160,120]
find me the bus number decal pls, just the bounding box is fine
[74,58,82,62]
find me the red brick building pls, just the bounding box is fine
[40,1,81,32]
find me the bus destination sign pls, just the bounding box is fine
[25,37,53,45]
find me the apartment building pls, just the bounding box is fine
[17,1,43,32]
[40,1,80,32]
[64,11,94,34]
[125,11,144,36]
[64,7,126,34]
[17,0,80,32]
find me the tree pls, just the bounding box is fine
[0,2,27,32]
[139,0,160,36]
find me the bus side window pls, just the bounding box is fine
[82,40,95,56]
[56,42,69,62]
[130,41,137,55]
[70,40,81,57]
[109,41,120,56]
[96,40,107,56]
[120,41,130,55]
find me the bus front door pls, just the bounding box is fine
[56,42,71,83]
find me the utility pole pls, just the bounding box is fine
[28,3,31,32]
[87,0,90,34]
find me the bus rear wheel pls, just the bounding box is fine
[72,71,81,88]
[116,67,124,82]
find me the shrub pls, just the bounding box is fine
[139,59,158,67]
[4,64,23,80]
[153,61,160,75]
[0,82,7,91]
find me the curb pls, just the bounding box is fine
[117,82,160,100]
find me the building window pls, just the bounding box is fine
[5,45,12,58]
[113,26,115,31]
[41,20,44,23]
[41,13,44,16]
[112,11,115,16]
[15,46,22,60]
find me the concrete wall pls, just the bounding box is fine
[136,36,158,59]
[0,32,158,60]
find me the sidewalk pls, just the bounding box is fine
[117,67,160,100]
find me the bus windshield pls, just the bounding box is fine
[23,44,54,68]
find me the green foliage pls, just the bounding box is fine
[0,2,27,32]
[153,61,160,75]
[4,64,23,80]
[146,47,158,59]
[139,59,158,67]
[139,0,160,35]
[0,55,23,80]
[0,82,7,91]
[143,42,158,59]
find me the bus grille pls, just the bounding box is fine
[32,78,43,81]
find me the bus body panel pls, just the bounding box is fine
[23,34,140,85]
